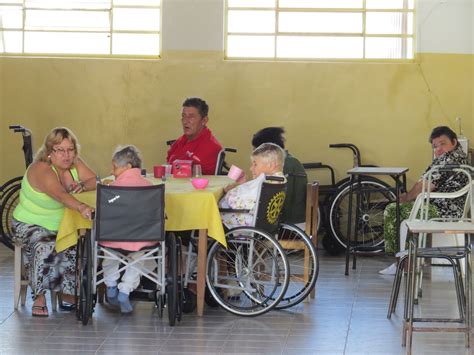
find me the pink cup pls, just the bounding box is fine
[227,165,243,181]
[154,165,166,178]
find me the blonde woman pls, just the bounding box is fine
[12,127,96,317]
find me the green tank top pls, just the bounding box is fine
[13,166,79,232]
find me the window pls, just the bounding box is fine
[0,0,161,57]
[226,0,414,60]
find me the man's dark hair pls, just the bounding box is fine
[429,126,458,145]
[183,97,209,118]
[252,127,286,149]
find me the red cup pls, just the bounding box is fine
[154,165,166,178]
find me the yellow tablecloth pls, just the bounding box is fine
[56,175,232,252]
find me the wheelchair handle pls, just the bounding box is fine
[9,125,33,168]
[166,139,176,146]
[303,162,336,186]
[329,143,361,167]
[438,164,461,172]
[265,176,285,182]
[224,147,237,153]
[287,172,307,178]
[302,162,323,169]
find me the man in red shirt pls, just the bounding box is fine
[167,97,222,175]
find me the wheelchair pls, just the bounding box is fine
[1,125,33,250]
[181,177,318,314]
[303,143,398,255]
[206,176,291,316]
[75,184,182,326]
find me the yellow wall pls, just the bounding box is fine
[1,52,472,186]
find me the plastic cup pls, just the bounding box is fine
[227,165,243,181]
[154,165,166,178]
[193,164,202,178]
[163,164,172,177]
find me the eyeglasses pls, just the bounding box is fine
[52,147,76,156]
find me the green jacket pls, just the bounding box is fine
[282,153,307,224]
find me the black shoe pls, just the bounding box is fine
[182,288,197,314]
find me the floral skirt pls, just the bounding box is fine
[12,219,76,300]
[383,202,439,254]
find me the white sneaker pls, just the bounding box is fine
[378,263,397,275]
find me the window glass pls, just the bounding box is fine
[1,0,161,57]
[112,33,160,55]
[24,31,110,54]
[228,0,275,8]
[279,0,363,8]
[277,36,363,59]
[228,10,275,33]
[227,35,275,57]
[279,12,362,33]
[226,0,414,60]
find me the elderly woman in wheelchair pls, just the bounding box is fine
[180,143,318,316]
[76,145,181,326]
[99,145,156,313]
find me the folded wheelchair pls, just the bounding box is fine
[75,184,182,326]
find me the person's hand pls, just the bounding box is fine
[224,182,239,193]
[77,203,93,220]
[68,181,85,194]
[236,171,246,184]
[399,192,408,203]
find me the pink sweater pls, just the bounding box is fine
[99,168,158,251]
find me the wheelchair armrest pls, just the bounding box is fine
[287,172,307,178]
[219,208,251,213]
[265,176,285,182]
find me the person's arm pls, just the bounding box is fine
[400,179,435,203]
[30,163,93,219]
[72,157,97,192]
[223,176,263,210]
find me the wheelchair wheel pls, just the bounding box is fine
[176,239,184,322]
[166,233,179,326]
[206,227,289,317]
[275,224,318,309]
[329,177,395,250]
[0,181,21,250]
[76,230,94,325]
[155,293,164,318]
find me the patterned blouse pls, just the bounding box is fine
[423,144,468,217]
[219,172,285,229]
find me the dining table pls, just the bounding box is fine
[56,174,232,316]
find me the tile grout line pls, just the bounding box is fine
[342,261,362,355]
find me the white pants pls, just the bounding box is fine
[103,251,144,295]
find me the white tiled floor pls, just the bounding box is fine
[0,243,471,354]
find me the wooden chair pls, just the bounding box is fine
[306,181,319,299]
[14,243,57,310]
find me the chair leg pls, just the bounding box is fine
[14,245,22,309]
[50,291,57,312]
[387,257,406,319]
[452,258,465,320]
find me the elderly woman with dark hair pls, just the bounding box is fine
[380,126,468,274]
[252,127,307,225]
[12,127,96,316]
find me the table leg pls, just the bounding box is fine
[353,176,361,270]
[465,233,471,347]
[197,229,208,317]
[345,175,354,276]
[395,176,401,252]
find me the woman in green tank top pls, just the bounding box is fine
[12,127,96,317]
